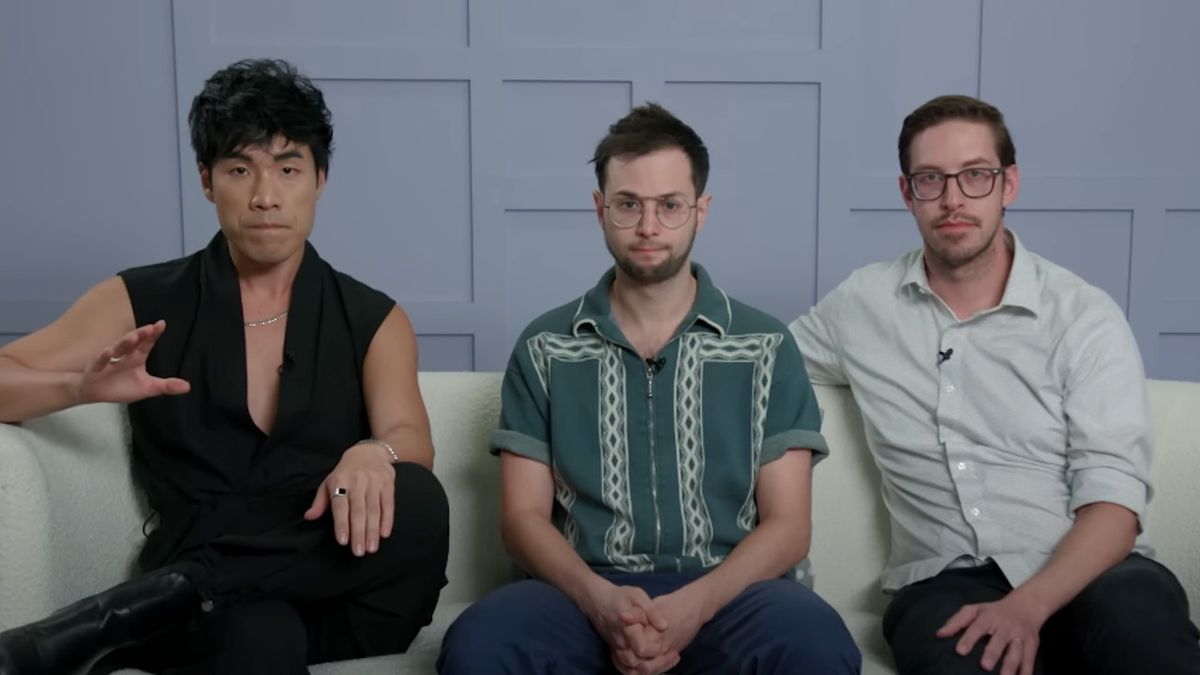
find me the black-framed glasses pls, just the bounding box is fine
[604,194,697,229]
[906,167,1007,201]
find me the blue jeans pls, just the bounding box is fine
[438,572,861,674]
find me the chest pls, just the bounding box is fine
[243,323,286,434]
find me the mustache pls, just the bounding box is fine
[934,213,981,227]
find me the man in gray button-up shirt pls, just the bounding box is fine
[791,95,1199,675]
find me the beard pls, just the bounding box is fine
[923,213,1002,270]
[606,229,697,284]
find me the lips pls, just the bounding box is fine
[935,216,977,230]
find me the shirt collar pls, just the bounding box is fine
[899,229,1041,316]
[571,262,731,339]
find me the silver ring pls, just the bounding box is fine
[332,487,348,498]
[107,355,125,364]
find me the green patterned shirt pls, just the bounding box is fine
[491,263,828,575]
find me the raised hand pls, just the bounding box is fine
[77,321,190,404]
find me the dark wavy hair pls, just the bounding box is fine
[898,94,1015,174]
[188,59,333,176]
[591,103,710,196]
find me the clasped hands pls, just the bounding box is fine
[586,583,710,675]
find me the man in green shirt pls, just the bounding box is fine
[438,103,860,675]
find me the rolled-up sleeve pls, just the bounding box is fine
[1062,295,1153,523]
[760,330,830,467]
[488,332,552,465]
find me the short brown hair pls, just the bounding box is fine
[591,103,710,196]
[898,95,1015,174]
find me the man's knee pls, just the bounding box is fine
[438,580,604,675]
[761,587,861,673]
[1072,556,1191,636]
[392,462,449,539]
[707,581,861,673]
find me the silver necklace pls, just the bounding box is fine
[244,310,288,327]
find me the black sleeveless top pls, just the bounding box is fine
[119,233,394,571]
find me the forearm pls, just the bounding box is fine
[1009,502,1138,621]
[0,357,83,423]
[687,515,810,620]
[502,511,611,611]
[368,423,434,469]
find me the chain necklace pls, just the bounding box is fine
[244,311,289,328]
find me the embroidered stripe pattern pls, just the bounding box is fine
[527,332,652,571]
[674,332,784,564]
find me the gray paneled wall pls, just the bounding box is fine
[2,0,1198,381]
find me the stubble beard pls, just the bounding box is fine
[607,230,697,285]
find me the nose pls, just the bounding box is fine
[939,177,964,210]
[633,200,663,235]
[250,175,280,211]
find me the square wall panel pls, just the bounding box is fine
[1163,211,1200,303]
[501,0,820,49]
[983,2,1200,178]
[312,79,472,303]
[504,210,614,352]
[855,0,982,177]
[1008,210,1132,313]
[663,82,820,321]
[1156,335,1200,383]
[209,0,468,47]
[828,209,921,293]
[502,81,631,181]
[417,334,475,371]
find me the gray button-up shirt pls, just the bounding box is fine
[790,231,1154,592]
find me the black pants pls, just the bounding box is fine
[883,554,1200,675]
[99,462,450,675]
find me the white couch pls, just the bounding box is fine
[1,374,1197,674]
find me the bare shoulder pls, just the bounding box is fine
[0,276,135,371]
[364,304,417,366]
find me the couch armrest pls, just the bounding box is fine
[0,422,57,629]
[0,404,146,629]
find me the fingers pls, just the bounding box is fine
[612,648,677,675]
[91,322,165,375]
[998,636,1023,675]
[304,481,329,520]
[955,619,989,658]
[331,481,351,546]
[631,590,669,632]
[155,377,191,396]
[365,475,382,554]
[380,472,395,538]
[350,477,367,556]
[646,650,681,674]
[937,604,978,638]
[622,623,661,659]
[1020,636,1038,675]
[979,629,1007,671]
[619,606,648,626]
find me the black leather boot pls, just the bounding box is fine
[0,564,201,675]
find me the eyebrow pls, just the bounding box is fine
[221,149,306,163]
[611,189,689,199]
[911,157,997,172]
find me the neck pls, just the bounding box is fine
[609,265,698,358]
[228,244,303,318]
[925,229,1013,320]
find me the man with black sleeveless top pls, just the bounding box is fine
[0,59,449,674]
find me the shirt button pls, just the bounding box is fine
[945,384,956,393]
[957,462,967,471]
[970,507,981,517]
